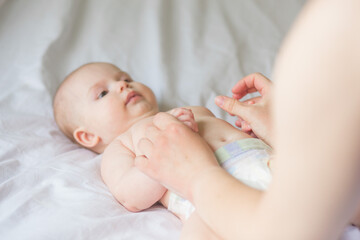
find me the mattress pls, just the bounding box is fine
[0,0,359,239]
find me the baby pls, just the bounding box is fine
[53,62,272,239]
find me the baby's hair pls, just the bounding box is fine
[53,62,100,141]
[53,62,122,142]
[53,74,78,141]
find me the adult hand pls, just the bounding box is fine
[215,73,273,145]
[135,112,219,201]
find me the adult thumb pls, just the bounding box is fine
[135,155,159,183]
[134,155,149,173]
[215,96,251,120]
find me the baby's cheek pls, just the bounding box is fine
[103,102,125,123]
[93,113,118,139]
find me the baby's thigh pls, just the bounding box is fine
[180,212,220,240]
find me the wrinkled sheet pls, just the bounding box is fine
[0,0,359,239]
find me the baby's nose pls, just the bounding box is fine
[116,80,129,92]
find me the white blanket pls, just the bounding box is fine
[0,0,359,239]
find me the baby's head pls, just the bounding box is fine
[53,62,158,153]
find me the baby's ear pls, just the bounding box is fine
[73,127,100,148]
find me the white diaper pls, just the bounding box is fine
[167,138,272,220]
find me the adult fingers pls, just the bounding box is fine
[152,112,183,131]
[144,125,161,142]
[240,97,262,104]
[134,155,158,181]
[134,155,148,172]
[137,137,155,157]
[215,95,252,120]
[232,73,272,99]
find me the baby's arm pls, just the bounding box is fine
[101,138,166,212]
[101,108,197,212]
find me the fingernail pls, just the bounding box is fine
[215,96,224,107]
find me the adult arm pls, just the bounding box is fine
[137,0,360,239]
[213,0,360,238]
[263,0,360,238]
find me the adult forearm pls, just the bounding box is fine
[190,166,263,239]
[267,0,360,238]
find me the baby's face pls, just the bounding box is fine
[69,63,158,147]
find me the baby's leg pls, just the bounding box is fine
[180,212,221,240]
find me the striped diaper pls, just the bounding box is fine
[168,138,272,220]
[215,138,272,191]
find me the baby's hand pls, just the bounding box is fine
[168,108,199,132]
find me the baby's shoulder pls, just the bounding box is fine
[105,131,134,154]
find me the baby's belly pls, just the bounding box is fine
[198,117,251,151]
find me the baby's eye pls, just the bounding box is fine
[98,90,108,99]
[124,78,132,83]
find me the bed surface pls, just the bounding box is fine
[0,0,359,239]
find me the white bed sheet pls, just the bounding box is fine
[0,0,359,239]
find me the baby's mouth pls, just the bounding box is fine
[125,91,141,105]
